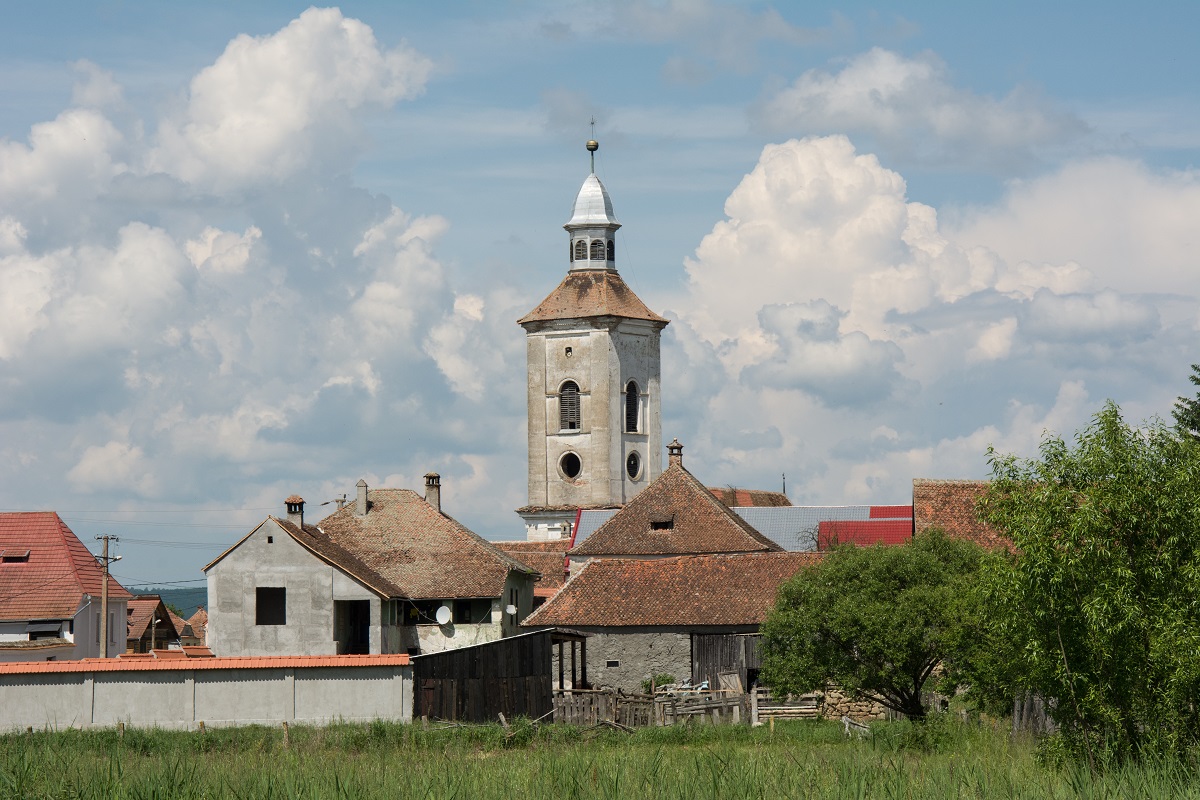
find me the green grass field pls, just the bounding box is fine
[2,717,1198,799]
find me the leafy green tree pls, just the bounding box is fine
[759,530,985,719]
[1173,363,1200,440]
[977,402,1200,763]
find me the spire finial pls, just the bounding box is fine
[586,117,599,174]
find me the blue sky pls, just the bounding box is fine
[1,2,1198,586]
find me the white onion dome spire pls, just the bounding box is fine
[565,139,621,272]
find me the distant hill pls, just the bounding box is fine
[127,586,208,619]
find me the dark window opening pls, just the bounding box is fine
[590,239,604,260]
[569,241,574,262]
[574,240,587,261]
[607,240,615,261]
[266,536,273,544]
[651,518,674,531]
[606,660,620,668]
[560,452,582,480]
[624,381,639,432]
[0,550,30,563]
[454,599,493,624]
[559,381,580,431]
[626,452,641,480]
[255,587,286,626]
[334,599,370,654]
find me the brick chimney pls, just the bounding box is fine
[424,473,441,513]
[356,479,368,516]
[667,438,684,467]
[285,495,305,528]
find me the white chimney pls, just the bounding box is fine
[285,495,304,528]
[356,479,368,516]
[424,473,441,513]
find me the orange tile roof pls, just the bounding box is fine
[518,271,668,325]
[126,596,180,642]
[492,541,570,593]
[707,487,791,508]
[570,462,783,557]
[524,552,821,627]
[0,653,410,675]
[0,512,132,622]
[912,479,1012,550]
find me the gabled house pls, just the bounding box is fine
[567,439,782,570]
[0,512,131,661]
[523,551,821,692]
[185,606,207,646]
[126,596,181,653]
[205,475,539,658]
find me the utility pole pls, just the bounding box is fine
[96,536,119,658]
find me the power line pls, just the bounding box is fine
[60,517,249,531]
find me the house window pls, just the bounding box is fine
[624,381,639,433]
[559,381,580,431]
[256,587,286,625]
[590,239,604,260]
[606,660,620,668]
[454,599,492,625]
[574,240,587,261]
[559,452,582,480]
[402,600,444,625]
[651,518,674,531]
[607,240,615,262]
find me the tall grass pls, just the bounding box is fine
[2,717,1199,799]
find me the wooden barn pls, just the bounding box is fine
[412,628,587,723]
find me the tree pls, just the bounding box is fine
[758,530,985,719]
[1173,363,1200,440]
[976,402,1200,763]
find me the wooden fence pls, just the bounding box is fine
[553,690,653,727]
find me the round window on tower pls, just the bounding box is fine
[626,452,641,480]
[559,452,582,481]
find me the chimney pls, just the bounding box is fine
[285,495,305,528]
[424,473,441,513]
[356,479,368,516]
[667,438,684,467]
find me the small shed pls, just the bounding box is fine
[412,628,587,722]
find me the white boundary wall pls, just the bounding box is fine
[0,655,412,731]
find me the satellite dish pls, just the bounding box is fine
[505,604,517,616]
[435,605,452,625]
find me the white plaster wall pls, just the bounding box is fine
[0,665,413,730]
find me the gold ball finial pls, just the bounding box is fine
[586,140,599,152]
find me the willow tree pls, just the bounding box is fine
[978,402,1200,763]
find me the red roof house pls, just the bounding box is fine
[0,512,132,661]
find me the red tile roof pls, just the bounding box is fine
[570,462,783,557]
[912,479,1012,550]
[518,271,668,325]
[0,653,411,675]
[707,487,791,508]
[524,552,822,627]
[186,607,207,643]
[817,520,912,549]
[870,505,914,519]
[0,512,132,622]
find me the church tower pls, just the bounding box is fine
[517,139,669,540]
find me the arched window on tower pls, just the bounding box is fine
[607,240,615,262]
[574,240,588,261]
[590,239,605,260]
[560,381,581,431]
[624,381,639,433]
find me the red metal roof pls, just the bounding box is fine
[869,505,913,519]
[0,512,132,622]
[817,520,912,549]
[0,653,411,675]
